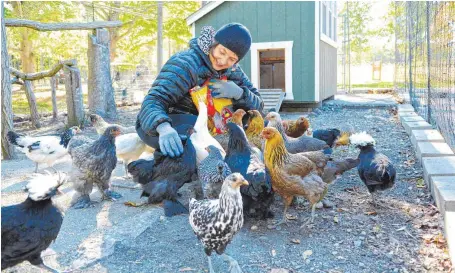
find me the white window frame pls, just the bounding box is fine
[320,1,337,48]
[250,41,294,100]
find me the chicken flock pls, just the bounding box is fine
[4,106,396,273]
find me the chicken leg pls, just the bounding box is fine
[72,194,98,209]
[269,203,289,229]
[222,253,243,273]
[34,162,39,173]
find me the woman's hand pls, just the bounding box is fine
[210,80,243,100]
[156,122,184,157]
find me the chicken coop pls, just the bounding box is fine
[187,1,338,109]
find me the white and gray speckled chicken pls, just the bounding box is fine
[189,173,248,273]
[68,126,123,209]
[198,145,232,199]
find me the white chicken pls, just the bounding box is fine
[190,101,226,164]
[115,133,155,178]
[7,127,81,173]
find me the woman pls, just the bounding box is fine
[136,23,264,158]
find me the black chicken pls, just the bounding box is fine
[198,145,231,199]
[224,122,274,219]
[312,128,341,148]
[128,124,198,217]
[2,172,66,272]
[350,132,396,206]
[68,126,122,209]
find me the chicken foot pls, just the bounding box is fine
[300,203,317,228]
[72,194,98,209]
[37,263,60,273]
[34,163,39,173]
[222,253,243,273]
[269,204,290,229]
[102,189,123,201]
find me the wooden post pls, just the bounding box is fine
[1,2,16,159]
[50,75,58,120]
[64,64,84,127]
[88,28,117,118]
[23,80,41,128]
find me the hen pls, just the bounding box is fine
[2,172,66,272]
[68,126,123,209]
[189,173,248,273]
[198,145,231,199]
[190,101,225,164]
[213,109,247,151]
[310,128,341,148]
[262,127,328,227]
[321,158,360,184]
[130,125,198,216]
[282,116,310,138]
[245,110,264,150]
[266,112,330,154]
[350,132,396,207]
[7,127,80,173]
[225,122,274,219]
[89,113,136,135]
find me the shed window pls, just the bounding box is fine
[321,1,337,43]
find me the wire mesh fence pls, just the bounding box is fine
[394,1,455,149]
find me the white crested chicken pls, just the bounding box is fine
[262,127,328,227]
[7,127,81,173]
[350,132,396,207]
[189,173,248,273]
[190,101,225,164]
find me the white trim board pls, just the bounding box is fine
[314,1,320,102]
[250,41,294,101]
[186,1,225,26]
[191,23,195,38]
[320,33,337,48]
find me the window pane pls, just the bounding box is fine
[329,11,332,38]
[322,4,327,35]
[334,16,337,41]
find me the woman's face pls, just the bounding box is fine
[209,44,239,71]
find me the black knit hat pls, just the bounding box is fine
[214,23,252,62]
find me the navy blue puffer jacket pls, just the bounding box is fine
[136,38,264,135]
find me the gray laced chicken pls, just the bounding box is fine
[198,145,232,199]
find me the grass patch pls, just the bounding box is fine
[350,82,394,89]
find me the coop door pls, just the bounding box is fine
[259,49,285,91]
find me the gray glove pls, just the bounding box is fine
[156,122,183,158]
[210,80,244,100]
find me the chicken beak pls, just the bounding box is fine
[241,179,249,186]
[56,188,64,196]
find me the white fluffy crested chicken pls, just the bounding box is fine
[190,101,226,164]
[115,133,155,178]
[7,127,81,173]
[189,173,248,273]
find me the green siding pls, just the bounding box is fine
[194,1,316,102]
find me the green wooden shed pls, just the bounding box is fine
[186,1,338,107]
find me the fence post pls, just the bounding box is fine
[425,1,432,123]
[50,75,58,120]
[64,64,85,127]
[407,2,413,105]
[23,80,41,128]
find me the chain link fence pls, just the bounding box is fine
[395,2,455,149]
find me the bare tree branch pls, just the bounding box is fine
[5,19,122,31]
[10,59,77,80]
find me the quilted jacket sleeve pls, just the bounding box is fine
[137,53,197,135]
[228,66,264,113]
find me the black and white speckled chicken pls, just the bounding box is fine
[2,172,66,272]
[7,126,81,173]
[68,126,123,209]
[350,132,396,206]
[189,173,248,273]
[225,122,274,219]
[198,145,231,199]
[129,124,198,216]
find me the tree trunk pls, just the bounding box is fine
[1,2,17,159]
[13,2,35,74]
[50,75,58,120]
[87,28,117,118]
[157,1,163,71]
[23,80,41,128]
[108,2,120,61]
[64,64,84,127]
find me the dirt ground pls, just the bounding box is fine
[1,104,452,273]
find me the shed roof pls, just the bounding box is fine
[186,1,225,25]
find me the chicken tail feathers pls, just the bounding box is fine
[7,131,24,148]
[163,199,189,217]
[128,159,155,185]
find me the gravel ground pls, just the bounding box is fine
[1,104,452,273]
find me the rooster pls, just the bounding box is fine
[266,112,331,154]
[189,173,248,273]
[282,116,310,138]
[68,126,123,209]
[350,132,396,207]
[262,127,328,227]
[129,125,198,216]
[190,101,225,164]
[2,172,66,272]
[198,145,231,199]
[225,122,274,219]
[7,127,81,173]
